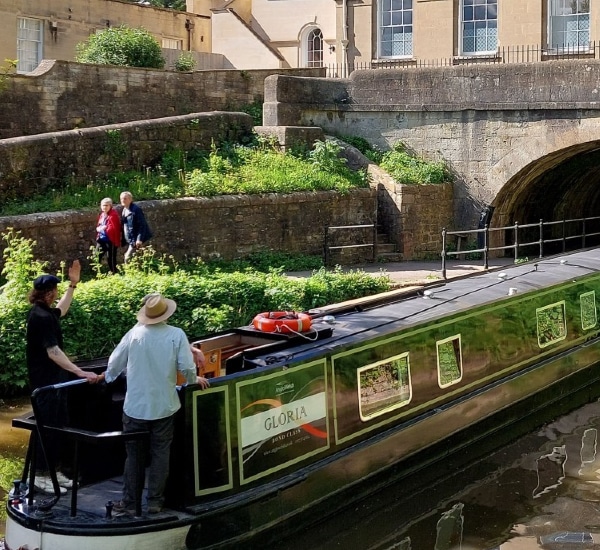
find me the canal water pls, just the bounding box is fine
[270,399,600,550]
[4,397,600,549]
[0,396,32,545]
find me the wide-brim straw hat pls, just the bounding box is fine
[137,293,177,325]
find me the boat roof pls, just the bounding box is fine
[248,249,600,367]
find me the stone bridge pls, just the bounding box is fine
[263,60,600,239]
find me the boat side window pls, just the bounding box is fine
[580,291,597,331]
[536,301,567,348]
[357,353,412,421]
[437,335,463,388]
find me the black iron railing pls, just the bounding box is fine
[441,216,600,279]
[324,223,377,266]
[325,43,600,78]
[15,378,148,517]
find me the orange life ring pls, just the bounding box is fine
[252,311,312,333]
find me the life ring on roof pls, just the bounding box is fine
[252,311,312,333]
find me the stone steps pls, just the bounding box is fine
[376,230,403,262]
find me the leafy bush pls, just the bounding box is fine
[380,142,450,185]
[174,52,196,72]
[184,140,368,197]
[237,100,263,126]
[0,59,16,93]
[76,26,165,69]
[209,251,323,273]
[0,231,390,395]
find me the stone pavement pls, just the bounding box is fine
[286,257,516,287]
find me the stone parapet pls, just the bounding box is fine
[0,190,377,271]
[0,61,325,139]
[0,112,253,201]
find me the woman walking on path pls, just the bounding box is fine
[96,198,121,273]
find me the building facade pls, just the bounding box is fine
[0,0,596,75]
[0,0,211,73]
[187,0,596,73]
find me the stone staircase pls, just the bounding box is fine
[376,227,403,262]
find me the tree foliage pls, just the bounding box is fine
[76,26,165,69]
[126,0,187,9]
[150,0,187,9]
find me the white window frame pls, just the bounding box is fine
[301,26,324,68]
[459,0,498,56]
[548,0,590,51]
[162,38,183,50]
[17,17,43,74]
[378,0,413,59]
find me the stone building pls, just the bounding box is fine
[0,0,213,73]
[188,0,597,74]
[2,1,597,75]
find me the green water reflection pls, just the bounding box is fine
[0,396,31,538]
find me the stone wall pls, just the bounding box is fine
[342,147,453,260]
[0,190,377,271]
[0,60,325,139]
[0,112,253,201]
[262,62,600,229]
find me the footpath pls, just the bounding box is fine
[286,258,515,287]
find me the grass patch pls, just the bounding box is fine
[0,138,368,217]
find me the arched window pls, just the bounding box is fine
[306,28,323,67]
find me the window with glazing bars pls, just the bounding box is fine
[307,29,323,67]
[549,0,590,49]
[17,17,42,73]
[379,0,413,58]
[461,0,497,55]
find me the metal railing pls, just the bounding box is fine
[324,223,377,266]
[16,378,148,517]
[441,215,600,279]
[325,43,600,78]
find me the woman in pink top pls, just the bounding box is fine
[96,198,121,273]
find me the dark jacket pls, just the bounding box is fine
[122,202,152,245]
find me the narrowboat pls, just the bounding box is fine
[6,248,600,550]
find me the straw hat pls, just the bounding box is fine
[136,293,177,325]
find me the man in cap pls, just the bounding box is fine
[104,293,210,515]
[26,260,100,493]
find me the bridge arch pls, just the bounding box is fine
[490,139,600,252]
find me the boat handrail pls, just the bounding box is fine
[21,380,149,517]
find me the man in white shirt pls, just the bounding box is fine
[104,294,209,515]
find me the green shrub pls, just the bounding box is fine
[0,59,16,93]
[76,26,165,69]
[184,140,368,197]
[174,52,196,72]
[338,135,384,163]
[380,142,450,185]
[236,100,263,126]
[0,139,368,217]
[0,231,390,395]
